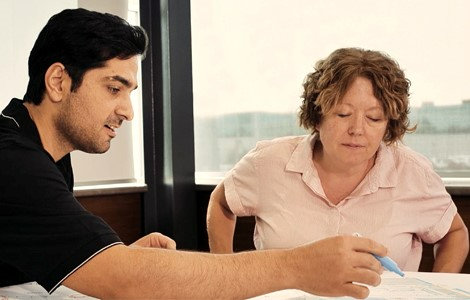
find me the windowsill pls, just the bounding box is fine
[73,181,147,197]
[443,178,470,196]
[445,186,470,196]
[195,173,223,192]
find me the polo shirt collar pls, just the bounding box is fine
[2,98,75,191]
[1,98,43,147]
[366,142,398,191]
[285,134,325,198]
[285,134,315,173]
[285,133,398,192]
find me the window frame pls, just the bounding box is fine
[140,0,198,249]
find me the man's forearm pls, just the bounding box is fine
[64,236,387,299]
[65,244,292,299]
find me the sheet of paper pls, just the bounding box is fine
[250,273,470,299]
[0,282,96,300]
[365,277,470,299]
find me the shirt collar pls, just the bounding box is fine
[285,133,398,191]
[366,142,398,191]
[1,98,43,147]
[285,134,315,173]
[1,98,74,191]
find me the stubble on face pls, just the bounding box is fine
[55,92,112,154]
[53,57,138,155]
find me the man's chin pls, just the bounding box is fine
[79,142,111,154]
[95,144,111,154]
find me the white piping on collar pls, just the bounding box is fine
[1,112,20,128]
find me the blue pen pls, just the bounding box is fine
[352,233,405,277]
[372,254,405,277]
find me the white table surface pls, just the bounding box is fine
[0,282,96,299]
[249,271,470,299]
[1,271,469,299]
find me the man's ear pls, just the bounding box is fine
[44,63,70,103]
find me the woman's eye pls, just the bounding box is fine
[337,113,350,118]
[368,117,381,122]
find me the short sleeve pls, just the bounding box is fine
[415,166,457,244]
[224,145,261,216]
[0,144,122,293]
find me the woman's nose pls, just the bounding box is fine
[348,115,364,135]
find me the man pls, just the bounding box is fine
[0,8,386,299]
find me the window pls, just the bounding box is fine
[72,0,145,187]
[191,0,470,185]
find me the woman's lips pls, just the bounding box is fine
[342,143,364,148]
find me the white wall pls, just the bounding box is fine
[0,0,75,108]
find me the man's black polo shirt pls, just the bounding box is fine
[0,98,122,293]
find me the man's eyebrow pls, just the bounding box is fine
[105,76,138,90]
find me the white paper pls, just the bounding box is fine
[250,272,470,299]
[0,282,96,300]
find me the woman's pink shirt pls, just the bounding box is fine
[224,135,456,271]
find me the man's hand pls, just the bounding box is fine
[130,232,177,249]
[288,235,387,299]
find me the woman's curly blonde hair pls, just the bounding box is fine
[299,48,415,144]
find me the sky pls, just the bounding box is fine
[191,0,470,117]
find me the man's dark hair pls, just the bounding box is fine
[24,8,148,104]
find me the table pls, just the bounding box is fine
[1,272,469,299]
[250,271,470,299]
[0,282,96,299]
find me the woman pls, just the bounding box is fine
[206,48,469,272]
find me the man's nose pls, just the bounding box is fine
[116,95,134,121]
